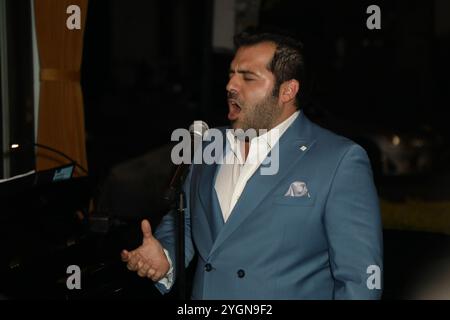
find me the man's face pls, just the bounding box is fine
[226,42,282,131]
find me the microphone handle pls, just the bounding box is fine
[164,163,190,205]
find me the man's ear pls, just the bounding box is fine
[279,80,300,104]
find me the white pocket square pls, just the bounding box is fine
[284,181,310,198]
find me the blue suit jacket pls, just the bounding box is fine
[154,113,383,299]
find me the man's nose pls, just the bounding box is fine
[226,74,239,94]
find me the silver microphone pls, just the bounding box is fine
[165,120,209,203]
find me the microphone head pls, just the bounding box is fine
[189,120,209,138]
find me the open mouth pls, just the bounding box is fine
[228,100,241,121]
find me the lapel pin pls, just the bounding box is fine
[300,145,307,151]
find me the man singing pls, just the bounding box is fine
[122,29,383,300]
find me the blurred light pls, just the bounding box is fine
[392,135,401,146]
[11,144,19,149]
[411,138,425,148]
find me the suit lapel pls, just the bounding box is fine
[196,161,217,244]
[197,128,227,243]
[208,113,316,258]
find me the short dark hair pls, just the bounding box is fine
[234,28,306,109]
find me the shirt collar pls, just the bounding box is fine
[226,110,300,160]
[258,110,300,149]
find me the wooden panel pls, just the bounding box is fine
[34,0,88,176]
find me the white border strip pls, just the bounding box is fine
[0,0,10,178]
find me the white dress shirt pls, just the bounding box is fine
[159,111,300,289]
[215,111,300,222]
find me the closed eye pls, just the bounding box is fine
[229,69,259,81]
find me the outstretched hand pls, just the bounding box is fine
[121,219,170,282]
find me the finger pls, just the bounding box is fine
[127,255,140,271]
[137,270,146,277]
[121,250,130,262]
[141,219,153,242]
[137,264,150,277]
[151,272,162,282]
[136,250,152,266]
[147,268,156,279]
[127,259,138,271]
[127,261,137,271]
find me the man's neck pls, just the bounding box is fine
[244,142,250,160]
[269,108,297,130]
[242,109,299,160]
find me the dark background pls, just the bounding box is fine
[1,0,450,299]
[82,0,450,300]
[81,0,450,178]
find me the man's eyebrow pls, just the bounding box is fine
[228,69,260,77]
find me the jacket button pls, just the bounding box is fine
[237,269,245,278]
[204,263,212,272]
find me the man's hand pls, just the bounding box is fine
[121,219,170,282]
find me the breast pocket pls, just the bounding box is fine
[272,194,316,207]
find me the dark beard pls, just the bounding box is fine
[233,92,282,133]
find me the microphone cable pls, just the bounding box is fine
[4,141,89,175]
